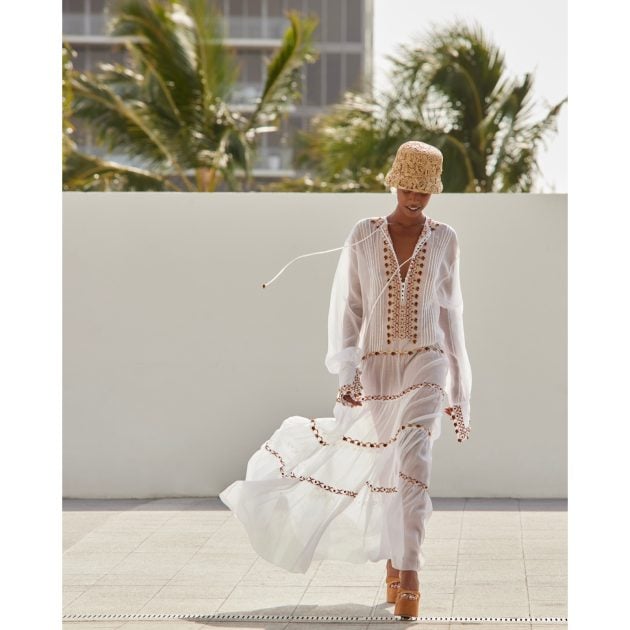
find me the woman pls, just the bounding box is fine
[219,141,472,620]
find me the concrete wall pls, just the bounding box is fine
[63,192,567,498]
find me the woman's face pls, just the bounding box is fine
[396,188,432,216]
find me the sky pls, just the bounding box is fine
[372,0,568,193]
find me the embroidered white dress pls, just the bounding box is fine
[219,215,472,574]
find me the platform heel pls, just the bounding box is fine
[385,575,401,604]
[394,588,421,620]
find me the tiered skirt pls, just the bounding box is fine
[219,345,449,573]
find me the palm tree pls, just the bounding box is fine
[267,18,566,193]
[265,91,405,192]
[63,0,318,191]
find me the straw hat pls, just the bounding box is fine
[384,141,444,193]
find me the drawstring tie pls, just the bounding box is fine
[261,222,432,335]
[261,228,380,288]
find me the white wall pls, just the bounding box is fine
[63,192,567,498]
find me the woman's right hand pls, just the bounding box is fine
[341,393,362,407]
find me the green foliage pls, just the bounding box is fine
[62,44,77,165]
[270,18,566,193]
[62,0,318,191]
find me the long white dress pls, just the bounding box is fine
[219,215,472,574]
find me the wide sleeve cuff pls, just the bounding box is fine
[326,346,364,375]
[336,366,364,406]
[444,401,471,442]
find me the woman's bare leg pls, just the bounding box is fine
[388,560,419,594]
[399,569,419,590]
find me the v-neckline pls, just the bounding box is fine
[381,216,431,284]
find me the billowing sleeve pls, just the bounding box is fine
[325,221,365,404]
[436,229,472,442]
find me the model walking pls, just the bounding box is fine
[220,141,472,620]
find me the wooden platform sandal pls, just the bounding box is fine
[385,575,401,604]
[394,588,421,620]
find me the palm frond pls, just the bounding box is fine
[186,0,239,101]
[107,0,201,119]
[495,96,567,192]
[248,9,318,130]
[290,18,565,192]
[63,146,171,191]
[71,66,176,169]
[64,1,317,191]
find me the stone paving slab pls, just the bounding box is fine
[63,497,567,628]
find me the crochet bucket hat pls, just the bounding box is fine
[384,141,444,193]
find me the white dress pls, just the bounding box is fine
[219,215,472,574]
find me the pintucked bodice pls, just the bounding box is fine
[349,216,450,354]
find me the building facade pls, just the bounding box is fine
[62,0,374,189]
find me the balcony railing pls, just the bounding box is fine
[225,16,288,39]
[63,12,289,39]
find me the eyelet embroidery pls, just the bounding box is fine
[310,418,432,450]
[362,344,444,360]
[362,381,446,402]
[444,404,471,442]
[374,217,440,345]
[399,471,429,490]
[341,422,431,448]
[264,442,398,496]
[366,481,398,494]
[310,417,329,446]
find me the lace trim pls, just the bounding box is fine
[445,405,471,442]
[361,343,444,360]
[310,417,431,449]
[336,367,364,405]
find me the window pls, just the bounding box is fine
[306,57,322,106]
[243,51,263,82]
[345,53,363,91]
[268,0,283,15]
[304,0,322,41]
[228,0,245,36]
[267,0,287,37]
[245,0,262,36]
[325,53,342,104]
[346,0,362,42]
[63,0,86,35]
[324,0,342,42]
[89,0,107,35]
[228,0,244,16]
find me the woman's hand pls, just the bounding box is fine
[341,393,362,407]
[336,367,364,407]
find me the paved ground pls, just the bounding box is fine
[62,497,567,629]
